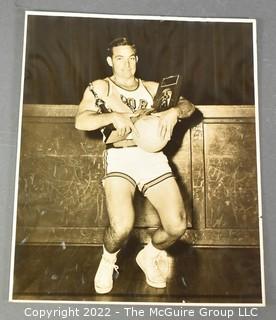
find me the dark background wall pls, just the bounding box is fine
[23,16,254,105]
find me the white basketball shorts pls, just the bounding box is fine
[103,147,174,194]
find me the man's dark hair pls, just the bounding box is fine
[107,37,137,57]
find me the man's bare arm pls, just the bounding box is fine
[75,80,110,131]
[75,80,138,136]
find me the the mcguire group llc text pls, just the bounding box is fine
[24,306,259,319]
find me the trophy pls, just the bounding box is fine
[152,74,183,111]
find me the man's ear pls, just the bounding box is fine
[106,56,113,67]
[135,56,139,63]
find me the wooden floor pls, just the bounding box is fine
[12,241,262,303]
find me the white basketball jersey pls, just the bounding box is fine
[105,78,154,113]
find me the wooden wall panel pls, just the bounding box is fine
[16,104,260,247]
[17,156,108,227]
[18,119,108,228]
[191,122,205,229]
[20,119,103,157]
[204,123,258,229]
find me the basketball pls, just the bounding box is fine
[133,115,170,152]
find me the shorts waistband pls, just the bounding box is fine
[106,141,137,149]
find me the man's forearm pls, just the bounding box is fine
[174,99,195,119]
[75,110,114,131]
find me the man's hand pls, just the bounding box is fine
[111,112,139,137]
[153,97,195,141]
[155,108,178,141]
[176,97,195,119]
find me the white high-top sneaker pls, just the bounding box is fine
[136,242,168,288]
[94,248,119,294]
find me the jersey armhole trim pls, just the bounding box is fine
[142,80,155,100]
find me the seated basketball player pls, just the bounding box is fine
[75,37,195,294]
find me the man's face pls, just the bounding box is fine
[107,45,137,79]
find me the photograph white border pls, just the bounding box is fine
[8,10,265,307]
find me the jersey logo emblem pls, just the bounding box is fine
[120,94,148,111]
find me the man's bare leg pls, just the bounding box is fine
[136,177,186,288]
[94,177,135,294]
[146,177,186,248]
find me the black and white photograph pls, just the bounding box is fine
[9,11,265,305]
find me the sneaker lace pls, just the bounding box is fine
[102,255,119,277]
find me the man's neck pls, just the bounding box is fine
[111,76,138,90]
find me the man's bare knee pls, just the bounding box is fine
[164,216,186,239]
[109,222,133,241]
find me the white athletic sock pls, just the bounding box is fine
[102,245,119,262]
[144,239,163,256]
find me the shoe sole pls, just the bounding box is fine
[94,282,112,294]
[136,252,166,289]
